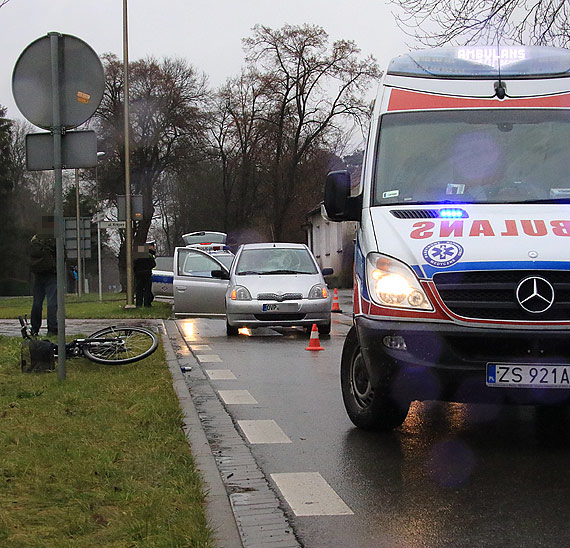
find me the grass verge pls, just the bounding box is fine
[0,293,172,320]
[0,334,214,548]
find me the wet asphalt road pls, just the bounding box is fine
[177,314,570,548]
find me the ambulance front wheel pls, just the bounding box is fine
[340,326,410,431]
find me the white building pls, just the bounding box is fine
[305,204,357,288]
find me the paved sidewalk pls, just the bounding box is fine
[0,318,158,338]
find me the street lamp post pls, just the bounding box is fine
[123,0,134,307]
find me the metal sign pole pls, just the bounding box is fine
[49,32,66,380]
[75,168,82,296]
[97,220,103,300]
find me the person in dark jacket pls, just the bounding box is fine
[134,242,156,307]
[30,216,58,336]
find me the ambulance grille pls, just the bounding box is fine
[390,209,440,219]
[432,270,570,321]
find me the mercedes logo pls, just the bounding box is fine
[515,276,555,314]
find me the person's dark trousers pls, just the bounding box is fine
[31,272,58,334]
[135,272,153,307]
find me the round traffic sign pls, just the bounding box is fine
[12,33,105,130]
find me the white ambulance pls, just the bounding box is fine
[324,46,570,430]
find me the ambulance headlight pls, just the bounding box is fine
[366,253,432,310]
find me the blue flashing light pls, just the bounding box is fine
[439,208,468,219]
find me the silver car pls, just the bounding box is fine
[225,243,333,336]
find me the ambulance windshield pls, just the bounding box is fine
[373,109,570,205]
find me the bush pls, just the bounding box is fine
[0,278,31,296]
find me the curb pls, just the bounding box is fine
[162,319,301,548]
[161,320,244,548]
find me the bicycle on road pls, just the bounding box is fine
[19,316,159,366]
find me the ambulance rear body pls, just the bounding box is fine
[325,46,570,430]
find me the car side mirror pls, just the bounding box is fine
[321,267,334,276]
[211,269,230,280]
[324,170,362,222]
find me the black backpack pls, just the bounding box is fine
[21,340,56,373]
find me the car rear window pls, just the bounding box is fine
[155,257,173,271]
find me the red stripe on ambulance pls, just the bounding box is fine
[387,89,570,111]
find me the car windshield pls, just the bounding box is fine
[373,109,570,205]
[236,248,318,275]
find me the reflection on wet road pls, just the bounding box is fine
[178,317,570,548]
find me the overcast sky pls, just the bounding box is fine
[1,0,413,124]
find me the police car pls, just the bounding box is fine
[152,232,234,298]
[151,256,174,298]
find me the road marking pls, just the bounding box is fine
[218,390,258,404]
[238,420,292,444]
[190,344,211,351]
[270,472,353,516]
[206,369,237,380]
[196,354,222,363]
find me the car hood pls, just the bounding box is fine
[368,204,570,279]
[231,273,324,297]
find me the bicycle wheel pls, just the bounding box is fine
[83,326,158,365]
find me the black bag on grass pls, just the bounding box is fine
[21,340,56,373]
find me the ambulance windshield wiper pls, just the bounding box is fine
[400,200,473,205]
[516,198,570,204]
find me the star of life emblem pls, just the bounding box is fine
[422,240,464,268]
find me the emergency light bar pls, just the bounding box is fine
[388,46,570,79]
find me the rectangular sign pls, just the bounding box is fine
[100,220,126,229]
[117,195,144,221]
[64,217,91,259]
[26,130,98,171]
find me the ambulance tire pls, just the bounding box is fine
[340,326,409,431]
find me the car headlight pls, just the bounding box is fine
[309,284,328,299]
[230,285,252,301]
[366,253,432,310]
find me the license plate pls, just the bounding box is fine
[262,303,297,312]
[486,363,570,388]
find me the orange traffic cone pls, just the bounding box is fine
[305,323,324,351]
[331,288,342,313]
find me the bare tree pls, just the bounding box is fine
[390,0,570,47]
[211,69,271,234]
[243,24,381,240]
[94,54,209,282]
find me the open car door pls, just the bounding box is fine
[173,247,230,316]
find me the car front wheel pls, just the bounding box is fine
[340,326,409,431]
[226,321,239,336]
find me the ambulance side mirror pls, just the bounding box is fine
[324,170,362,222]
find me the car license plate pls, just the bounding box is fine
[486,363,570,388]
[262,303,297,312]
